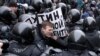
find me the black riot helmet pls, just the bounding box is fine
[90,0,96,7]
[70,0,78,9]
[0,6,16,25]
[43,0,52,8]
[31,0,43,13]
[68,29,87,50]
[83,17,96,32]
[69,9,80,23]
[52,0,61,4]
[18,14,32,22]
[56,2,67,19]
[12,22,35,45]
[27,6,35,14]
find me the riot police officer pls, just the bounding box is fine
[0,5,17,40]
[66,29,97,56]
[0,22,45,56]
[83,16,100,55]
[67,9,82,32]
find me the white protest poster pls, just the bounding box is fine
[38,8,67,37]
[50,8,67,37]
[51,8,67,37]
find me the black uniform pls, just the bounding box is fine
[2,22,46,56]
[0,6,17,40]
[66,29,96,56]
[6,40,42,56]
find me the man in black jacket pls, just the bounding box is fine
[36,20,68,49]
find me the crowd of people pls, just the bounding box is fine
[0,0,99,56]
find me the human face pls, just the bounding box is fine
[42,26,53,38]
